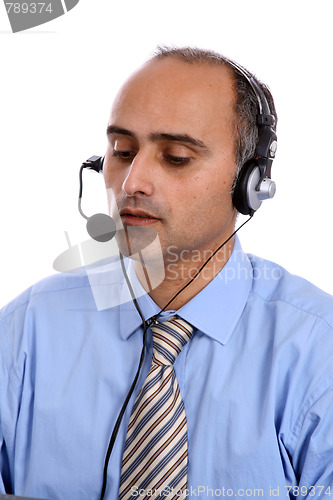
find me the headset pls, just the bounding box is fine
[77,60,278,499]
[229,61,277,215]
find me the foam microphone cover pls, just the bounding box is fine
[86,214,117,242]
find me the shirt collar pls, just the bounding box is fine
[177,236,253,344]
[116,236,253,345]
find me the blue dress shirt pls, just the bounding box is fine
[1,237,333,499]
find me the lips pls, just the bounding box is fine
[119,208,160,226]
[120,208,158,218]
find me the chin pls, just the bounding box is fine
[116,226,163,262]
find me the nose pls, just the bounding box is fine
[122,150,154,197]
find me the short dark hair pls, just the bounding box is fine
[150,46,277,179]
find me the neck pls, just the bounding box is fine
[134,237,235,310]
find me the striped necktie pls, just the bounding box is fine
[119,316,193,499]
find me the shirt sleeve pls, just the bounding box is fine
[0,310,22,494]
[289,379,333,498]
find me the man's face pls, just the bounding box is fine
[103,58,238,264]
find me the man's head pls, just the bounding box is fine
[103,47,276,265]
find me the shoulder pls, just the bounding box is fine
[0,271,91,394]
[245,254,333,429]
[0,271,96,368]
[0,254,128,325]
[0,270,91,324]
[247,253,333,329]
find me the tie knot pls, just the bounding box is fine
[150,316,193,366]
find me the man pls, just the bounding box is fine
[1,47,333,499]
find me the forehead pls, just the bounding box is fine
[109,58,237,138]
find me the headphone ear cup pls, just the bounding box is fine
[232,160,259,215]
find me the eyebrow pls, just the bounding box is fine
[106,125,212,155]
[107,125,135,138]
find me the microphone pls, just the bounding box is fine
[86,213,117,243]
[78,156,117,242]
[77,156,159,255]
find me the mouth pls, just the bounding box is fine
[119,208,161,226]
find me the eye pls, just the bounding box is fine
[164,154,192,166]
[112,150,135,161]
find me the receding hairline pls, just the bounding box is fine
[144,47,240,142]
[151,45,233,66]
[116,52,239,118]
[144,47,241,116]
[133,52,239,118]
[147,46,241,83]
[132,50,237,85]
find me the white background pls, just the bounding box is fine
[0,0,332,306]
